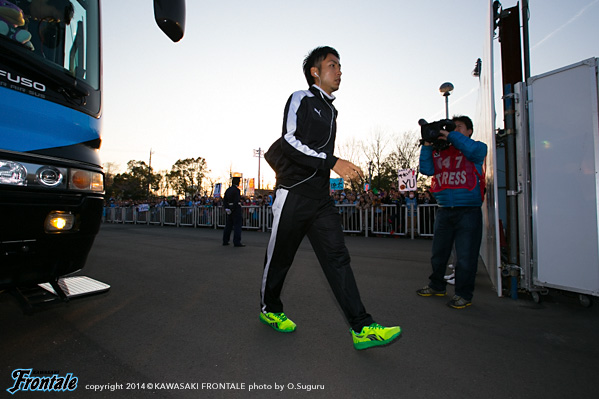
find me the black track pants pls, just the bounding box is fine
[260,188,374,331]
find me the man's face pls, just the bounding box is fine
[454,121,473,138]
[315,53,342,95]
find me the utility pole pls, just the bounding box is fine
[147,148,155,198]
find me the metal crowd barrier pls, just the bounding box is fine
[149,207,162,225]
[180,207,195,227]
[196,206,214,227]
[337,204,364,234]
[103,203,438,238]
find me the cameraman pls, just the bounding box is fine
[416,115,487,309]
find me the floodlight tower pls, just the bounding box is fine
[253,148,264,190]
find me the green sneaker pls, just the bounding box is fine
[259,312,296,333]
[351,323,402,350]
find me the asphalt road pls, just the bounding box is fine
[1,223,598,398]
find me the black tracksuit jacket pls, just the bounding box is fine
[261,85,375,331]
[265,85,339,199]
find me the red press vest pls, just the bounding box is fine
[430,146,484,199]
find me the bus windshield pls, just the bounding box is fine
[0,0,100,92]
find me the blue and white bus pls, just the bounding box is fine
[0,0,184,291]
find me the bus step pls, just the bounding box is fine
[10,276,110,314]
[38,276,110,299]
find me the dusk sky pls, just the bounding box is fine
[100,0,599,188]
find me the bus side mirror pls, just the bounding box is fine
[154,0,186,42]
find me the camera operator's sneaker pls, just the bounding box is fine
[447,295,472,309]
[259,312,296,333]
[416,286,446,297]
[351,323,402,350]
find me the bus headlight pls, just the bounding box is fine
[70,169,104,192]
[36,166,64,187]
[0,160,27,186]
[45,211,75,232]
[0,159,103,192]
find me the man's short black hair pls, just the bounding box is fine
[303,46,340,87]
[232,177,241,186]
[452,115,474,133]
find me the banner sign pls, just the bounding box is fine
[330,178,344,191]
[398,169,417,191]
[248,178,255,196]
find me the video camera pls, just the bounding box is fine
[418,118,456,150]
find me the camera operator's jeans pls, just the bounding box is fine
[428,207,483,301]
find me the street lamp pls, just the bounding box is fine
[439,82,454,119]
[253,148,264,190]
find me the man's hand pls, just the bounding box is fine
[333,159,364,181]
[423,130,449,146]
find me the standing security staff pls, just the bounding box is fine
[222,177,244,247]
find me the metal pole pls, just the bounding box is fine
[504,84,520,300]
[410,203,415,240]
[498,6,524,299]
[254,148,264,190]
[522,0,531,81]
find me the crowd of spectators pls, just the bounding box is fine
[331,189,436,208]
[106,189,437,210]
[105,189,439,235]
[107,194,265,209]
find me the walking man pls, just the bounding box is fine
[261,46,401,350]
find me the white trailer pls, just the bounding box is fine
[514,58,599,305]
[477,1,598,306]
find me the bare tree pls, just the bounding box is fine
[381,130,431,191]
[392,130,421,170]
[360,127,391,189]
[203,175,219,197]
[335,136,362,167]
